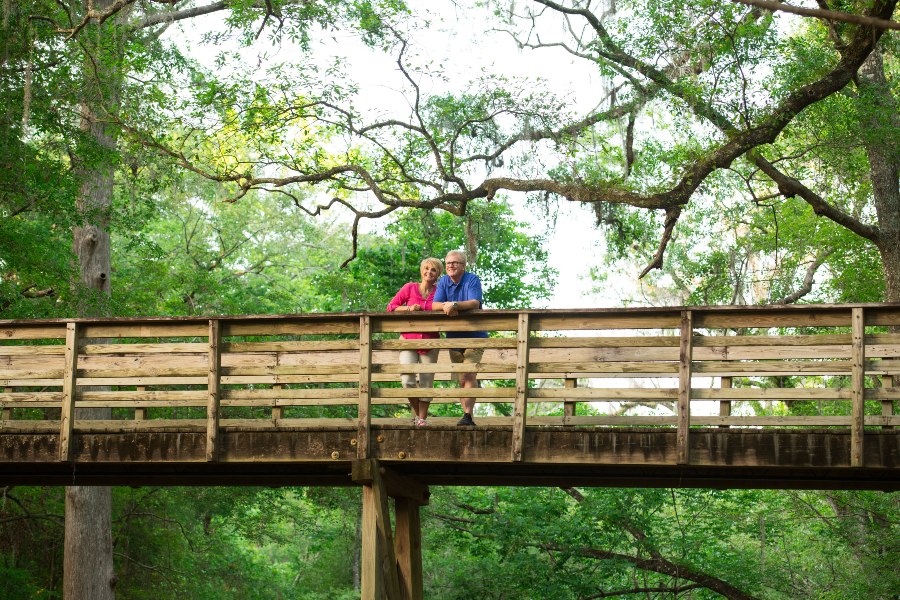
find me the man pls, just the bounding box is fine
[433,250,486,426]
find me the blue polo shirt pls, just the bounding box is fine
[434,271,488,339]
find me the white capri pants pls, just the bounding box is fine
[399,349,440,393]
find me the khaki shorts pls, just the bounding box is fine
[448,347,484,383]
[399,349,439,392]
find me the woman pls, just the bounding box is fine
[386,257,443,426]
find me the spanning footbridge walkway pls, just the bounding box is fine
[1,302,898,489]
[3,304,899,598]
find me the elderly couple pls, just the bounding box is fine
[386,250,486,427]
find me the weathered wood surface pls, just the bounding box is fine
[1,428,897,490]
[2,304,900,488]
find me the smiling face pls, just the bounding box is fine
[420,258,442,285]
[444,251,466,282]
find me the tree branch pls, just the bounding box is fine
[730,0,900,31]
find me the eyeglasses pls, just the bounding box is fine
[445,261,464,267]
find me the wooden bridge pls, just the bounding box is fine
[2,304,899,598]
[2,302,899,487]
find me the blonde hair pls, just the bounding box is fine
[421,257,443,275]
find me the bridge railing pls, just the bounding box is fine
[1,304,898,465]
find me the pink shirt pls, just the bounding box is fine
[386,282,438,353]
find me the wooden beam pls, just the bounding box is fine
[511,313,530,462]
[676,311,693,465]
[358,315,373,459]
[58,322,79,462]
[851,308,864,467]
[564,378,577,421]
[353,461,430,506]
[394,498,423,600]
[357,459,402,600]
[206,319,222,462]
[719,376,732,429]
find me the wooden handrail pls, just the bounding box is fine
[1,304,899,468]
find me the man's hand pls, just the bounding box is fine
[443,301,459,317]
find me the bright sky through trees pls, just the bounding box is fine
[164,0,626,307]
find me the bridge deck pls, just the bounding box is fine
[2,304,899,490]
[2,426,897,489]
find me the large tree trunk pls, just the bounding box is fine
[857,46,900,303]
[64,2,126,598]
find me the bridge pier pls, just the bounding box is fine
[352,459,428,600]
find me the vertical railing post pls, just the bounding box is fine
[850,307,865,467]
[511,312,530,462]
[272,384,284,422]
[2,386,12,423]
[59,322,79,462]
[719,376,732,429]
[881,375,894,431]
[358,315,373,459]
[135,385,147,421]
[676,310,693,465]
[564,377,577,422]
[206,319,221,462]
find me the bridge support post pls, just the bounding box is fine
[353,459,428,600]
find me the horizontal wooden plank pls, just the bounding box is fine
[530,362,679,374]
[374,362,516,374]
[0,369,64,379]
[0,326,66,340]
[694,334,851,347]
[222,388,358,400]
[72,419,206,432]
[372,388,515,399]
[530,315,681,330]
[691,388,853,400]
[693,361,851,375]
[81,342,207,355]
[0,379,61,387]
[0,345,66,356]
[374,338,516,350]
[223,365,358,376]
[0,392,64,402]
[82,323,207,338]
[221,418,356,429]
[531,336,680,348]
[694,311,851,328]
[373,316,518,333]
[0,420,60,431]
[79,368,206,378]
[79,391,204,402]
[222,321,359,336]
[78,377,208,386]
[225,340,359,352]
[692,346,850,361]
[528,388,677,400]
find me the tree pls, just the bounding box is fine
[155,0,896,304]
[4,1,405,596]
[312,201,557,311]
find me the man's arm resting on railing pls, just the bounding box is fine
[432,300,481,316]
